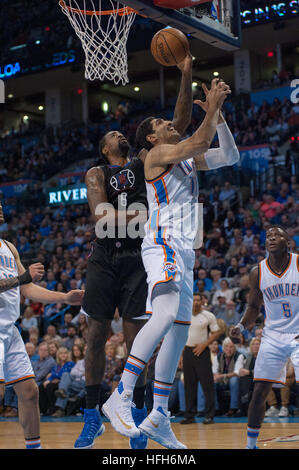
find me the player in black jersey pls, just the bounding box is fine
[74,54,193,449]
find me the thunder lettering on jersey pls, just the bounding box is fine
[144,159,199,249]
[0,239,20,335]
[259,253,299,333]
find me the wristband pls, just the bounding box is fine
[17,270,33,286]
[236,323,245,333]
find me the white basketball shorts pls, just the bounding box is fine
[254,327,299,386]
[0,325,35,386]
[142,235,195,326]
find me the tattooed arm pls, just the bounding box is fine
[85,166,147,225]
[172,53,193,136]
[4,241,83,305]
[0,241,44,293]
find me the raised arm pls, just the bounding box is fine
[147,79,230,168]
[192,83,239,171]
[172,54,193,136]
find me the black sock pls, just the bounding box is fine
[133,385,146,409]
[86,384,101,409]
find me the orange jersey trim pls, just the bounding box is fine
[265,254,292,278]
[145,165,173,184]
[253,378,286,385]
[5,374,35,386]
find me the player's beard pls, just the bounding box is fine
[118,140,130,157]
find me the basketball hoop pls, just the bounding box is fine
[59,0,139,85]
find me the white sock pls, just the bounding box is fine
[247,426,260,448]
[120,288,180,393]
[153,323,189,414]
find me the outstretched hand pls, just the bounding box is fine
[194,78,231,113]
[65,289,85,305]
[177,52,192,74]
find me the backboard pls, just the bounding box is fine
[122,0,241,51]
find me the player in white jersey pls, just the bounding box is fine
[0,203,84,449]
[231,226,299,449]
[102,78,240,448]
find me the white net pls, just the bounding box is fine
[59,0,136,85]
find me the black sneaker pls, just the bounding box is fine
[203,417,214,424]
[180,417,195,425]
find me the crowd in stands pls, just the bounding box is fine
[0,75,299,419]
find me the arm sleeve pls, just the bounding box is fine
[204,122,240,170]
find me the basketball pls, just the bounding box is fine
[151,27,189,67]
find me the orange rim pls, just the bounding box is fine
[59,0,140,16]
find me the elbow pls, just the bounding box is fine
[227,147,240,166]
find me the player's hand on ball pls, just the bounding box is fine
[177,52,192,73]
[29,263,45,282]
[65,289,85,305]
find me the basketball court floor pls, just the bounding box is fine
[1,416,299,449]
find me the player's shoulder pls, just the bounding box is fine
[249,264,261,288]
[85,166,105,184]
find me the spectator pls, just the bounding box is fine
[52,349,86,417]
[43,324,62,345]
[20,307,38,342]
[62,324,78,351]
[32,342,56,386]
[181,293,221,425]
[219,182,236,209]
[25,342,39,363]
[212,279,234,306]
[213,337,244,416]
[58,312,74,337]
[39,347,74,416]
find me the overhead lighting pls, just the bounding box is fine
[192,82,198,87]
[8,94,13,99]
[23,115,29,121]
[38,105,44,111]
[213,71,219,77]
[10,44,26,51]
[102,101,109,113]
[35,40,41,45]
[134,86,140,92]
[192,56,196,61]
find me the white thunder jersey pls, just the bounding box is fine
[144,159,199,249]
[0,239,20,337]
[259,253,299,334]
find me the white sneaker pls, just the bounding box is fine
[101,383,140,439]
[138,407,187,449]
[265,406,279,417]
[278,406,289,417]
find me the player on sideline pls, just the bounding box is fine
[0,204,84,449]
[102,78,240,449]
[74,55,194,449]
[230,226,299,449]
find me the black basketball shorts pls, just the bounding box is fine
[83,241,148,321]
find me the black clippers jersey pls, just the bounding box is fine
[98,157,148,250]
